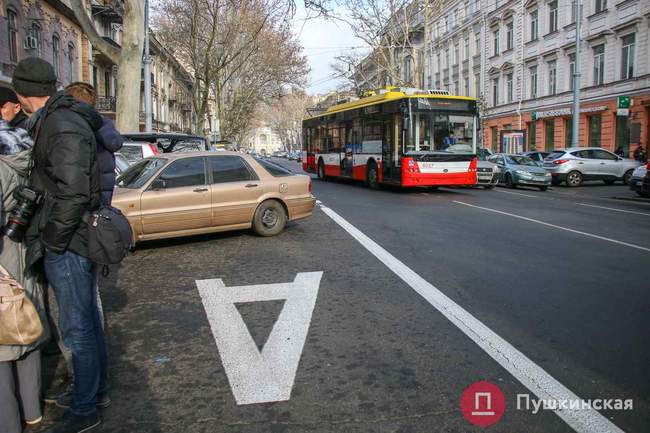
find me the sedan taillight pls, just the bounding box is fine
[553,159,570,165]
[148,143,159,155]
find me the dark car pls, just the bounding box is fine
[121,133,209,154]
[642,163,650,196]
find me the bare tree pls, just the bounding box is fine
[70,0,144,132]
[260,90,312,152]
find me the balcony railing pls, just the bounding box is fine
[96,96,116,112]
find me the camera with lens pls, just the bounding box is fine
[3,185,43,242]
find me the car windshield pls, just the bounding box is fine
[505,155,537,166]
[117,158,166,189]
[255,158,293,176]
[545,151,566,161]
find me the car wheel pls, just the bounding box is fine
[566,171,582,187]
[252,200,287,237]
[623,169,634,186]
[484,184,495,189]
[603,179,616,185]
[366,162,379,189]
[539,186,548,191]
[505,173,515,188]
[317,159,326,180]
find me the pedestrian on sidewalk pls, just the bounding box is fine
[0,87,29,130]
[13,57,107,433]
[0,119,50,433]
[633,145,646,163]
[614,146,625,157]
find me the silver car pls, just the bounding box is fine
[543,147,642,187]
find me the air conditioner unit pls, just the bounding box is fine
[23,35,38,50]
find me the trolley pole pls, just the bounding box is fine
[144,0,152,132]
[571,2,581,147]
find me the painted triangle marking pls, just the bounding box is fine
[196,272,323,405]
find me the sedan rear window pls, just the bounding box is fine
[545,151,566,161]
[254,158,293,177]
[117,158,167,189]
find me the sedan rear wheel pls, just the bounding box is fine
[252,200,287,237]
[566,171,582,187]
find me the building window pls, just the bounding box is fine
[92,65,98,88]
[7,9,18,62]
[104,69,111,98]
[506,22,514,51]
[464,37,470,59]
[570,1,576,24]
[615,116,630,154]
[588,115,601,147]
[464,77,470,95]
[544,119,555,152]
[30,23,42,57]
[620,33,635,80]
[453,79,459,94]
[565,117,573,146]
[506,73,513,102]
[568,53,576,91]
[595,0,607,14]
[548,60,557,95]
[68,43,75,82]
[593,44,604,85]
[529,65,538,98]
[528,121,537,150]
[52,35,60,78]
[530,10,538,41]
[475,73,481,97]
[403,55,413,84]
[475,32,481,56]
[445,48,450,69]
[492,77,500,106]
[493,28,500,55]
[454,43,460,65]
[549,0,558,33]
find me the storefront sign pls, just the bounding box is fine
[531,105,608,119]
[617,108,629,117]
[617,96,631,109]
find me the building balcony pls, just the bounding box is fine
[96,96,116,112]
[91,0,124,24]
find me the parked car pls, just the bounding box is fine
[643,163,650,196]
[113,152,315,245]
[629,164,648,197]
[521,151,549,164]
[120,141,160,163]
[447,145,498,188]
[543,147,641,187]
[121,133,209,154]
[488,153,551,191]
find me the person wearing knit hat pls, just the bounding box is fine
[0,87,28,130]
[11,57,58,100]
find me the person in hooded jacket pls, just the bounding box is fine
[65,82,123,205]
[13,57,107,433]
[0,119,50,433]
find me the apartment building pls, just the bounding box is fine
[1,0,84,86]
[481,0,650,156]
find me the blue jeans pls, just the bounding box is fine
[44,250,108,416]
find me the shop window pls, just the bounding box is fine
[544,119,555,152]
[565,117,573,147]
[588,115,601,147]
[528,121,537,150]
[615,116,630,155]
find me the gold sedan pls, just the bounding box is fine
[113,152,315,245]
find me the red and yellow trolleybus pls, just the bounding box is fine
[302,87,478,188]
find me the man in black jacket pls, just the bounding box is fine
[0,87,29,130]
[13,57,106,433]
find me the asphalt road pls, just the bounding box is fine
[41,158,650,433]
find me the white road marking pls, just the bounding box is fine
[196,272,322,405]
[493,189,539,198]
[454,200,650,253]
[317,202,624,433]
[576,202,650,217]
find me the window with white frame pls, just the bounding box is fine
[454,43,460,65]
[549,1,558,33]
[530,10,538,40]
[548,60,557,94]
[529,65,538,98]
[493,28,500,55]
[570,1,576,24]
[506,73,513,102]
[593,44,604,85]
[475,73,481,97]
[52,35,60,78]
[620,33,635,80]
[475,32,481,55]
[492,77,500,105]
[506,22,514,50]
[568,53,576,90]
[595,0,607,14]
[464,77,470,95]
[464,37,470,59]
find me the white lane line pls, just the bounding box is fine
[317,202,624,433]
[576,202,650,217]
[454,200,650,253]
[493,189,539,198]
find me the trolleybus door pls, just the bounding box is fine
[381,118,396,180]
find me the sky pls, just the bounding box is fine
[292,5,368,96]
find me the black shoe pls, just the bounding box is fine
[44,383,74,404]
[42,411,100,433]
[55,391,111,409]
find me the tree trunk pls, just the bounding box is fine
[115,0,144,132]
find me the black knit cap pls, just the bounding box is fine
[0,86,19,106]
[12,57,57,97]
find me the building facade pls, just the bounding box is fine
[1,0,84,86]
[244,125,281,155]
[478,0,649,156]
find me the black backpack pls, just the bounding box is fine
[84,205,133,265]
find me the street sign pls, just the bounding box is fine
[531,112,537,121]
[196,272,322,405]
[617,108,629,116]
[617,96,630,109]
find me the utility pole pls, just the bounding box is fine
[143,0,152,132]
[571,1,581,147]
[423,0,430,90]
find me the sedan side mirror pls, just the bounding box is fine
[150,179,166,190]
